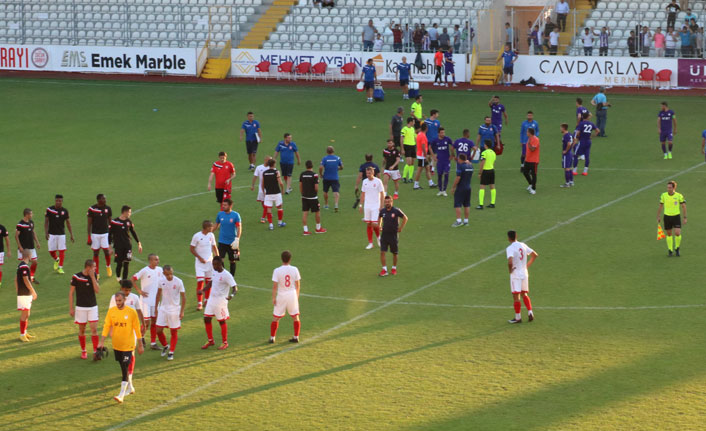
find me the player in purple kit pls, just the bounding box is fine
[575,98,589,126]
[453,129,477,165]
[702,129,706,161]
[431,127,453,196]
[573,112,599,177]
[488,95,508,138]
[658,102,677,160]
[559,123,575,188]
[443,49,457,87]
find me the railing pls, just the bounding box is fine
[197,38,209,76]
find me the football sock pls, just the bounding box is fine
[169,329,178,352]
[303,226,309,233]
[490,189,496,204]
[267,213,273,223]
[316,223,321,230]
[584,154,590,167]
[443,173,449,191]
[437,172,443,191]
[127,373,133,389]
[293,320,301,337]
[270,321,279,337]
[128,355,135,375]
[428,178,434,186]
[219,321,227,342]
[158,331,167,347]
[229,261,236,275]
[121,262,129,280]
[675,234,682,248]
[78,335,86,351]
[261,203,268,219]
[382,266,388,271]
[661,143,667,154]
[116,261,123,279]
[414,181,420,187]
[522,295,533,311]
[20,320,27,335]
[150,324,157,344]
[197,280,204,304]
[93,255,100,274]
[205,320,214,341]
[479,189,485,205]
[392,266,397,269]
[572,156,579,169]
[104,250,111,266]
[0,269,3,283]
[463,218,469,224]
[30,261,37,278]
[666,235,674,251]
[373,226,380,237]
[205,279,211,299]
[367,224,373,243]
[514,301,522,320]
[456,218,462,223]
[119,381,129,395]
[564,171,570,183]
[58,250,65,267]
[91,335,99,352]
[49,251,57,260]
[583,167,589,174]
[668,143,673,152]
[277,209,284,221]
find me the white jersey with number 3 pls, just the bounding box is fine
[361,177,384,209]
[272,264,301,293]
[506,241,534,279]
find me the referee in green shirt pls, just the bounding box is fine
[657,180,687,257]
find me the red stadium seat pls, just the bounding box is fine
[637,68,655,89]
[254,61,270,80]
[655,69,672,89]
[311,62,327,80]
[294,62,311,80]
[340,62,357,81]
[277,61,294,80]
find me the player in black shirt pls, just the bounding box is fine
[390,107,404,149]
[377,195,408,277]
[69,259,101,359]
[382,139,402,200]
[262,158,286,230]
[0,222,9,289]
[109,205,142,283]
[354,153,382,192]
[86,194,113,278]
[44,194,74,275]
[16,254,37,342]
[16,208,40,284]
[300,160,327,235]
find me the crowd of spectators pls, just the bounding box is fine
[362,19,474,53]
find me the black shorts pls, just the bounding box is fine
[302,198,320,212]
[454,188,471,208]
[364,81,375,90]
[215,188,226,203]
[503,65,514,74]
[114,349,133,364]
[246,140,258,155]
[417,158,428,167]
[380,232,398,254]
[403,145,416,158]
[414,119,421,130]
[323,179,340,193]
[218,242,237,261]
[663,215,681,230]
[393,135,401,148]
[480,169,495,185]
[399,79,409,87]
[280,163,294,177]
[115,247,133,263]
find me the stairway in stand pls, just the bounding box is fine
[239,0,298,49]
[559,0,595,54]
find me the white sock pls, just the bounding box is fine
[583,167,588,173]
[128,374,133,388]
[382,266,387,271]
[392,266,396,269]
[119,381,128,397]
[528,310,534,316]
[316,223,321,230]
[394,191,398,195]
[414,181,419,187]
[572,169,578,174]
[303,226,309,232]
[456,218,462,223]
[428,179,434,186]
[463,219,468,223]
[515,313,522,320]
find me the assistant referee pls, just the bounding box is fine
[657,180,687,257]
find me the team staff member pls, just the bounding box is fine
[390,107,404,148]
[477,141,497,209]
[274,133,301,194]
[16,208,40,283]
[87,194,112,278]
[382,139,401,199]
[109,205,142,283]
[207,152,236,206]
[319,146,343,211]
[519,111,539,170]
[476,116,500,151]
[44,194,74,275]
[0,221,9,288]
[301,160,327,235]
[97,291,144,403]
[450,154,474,227]
[240,111,262,171]
[16,252,37,342]
[401,117,417,183]
[395,58,412,100]
[69,259,100,360]
[360,58,377,103]
[214,198,241,276]
[657,180,687,257]
[522,128,540,195]
[377,195,408,276]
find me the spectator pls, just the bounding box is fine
[373,32,383,52]
[666,0,681,30]
[313,0,322,7]
[390,22,403,52]
[684,8,697,27]
[526,21,533,53]
[531,25,543,54]
[598,26,610,56]
[628,30,637,57]
[653,27,666,56]
[640,26,652,56]
[362,20,377,52]
[581,27,595,56]
[556,0,570,32]
[696,27,704,58]
[689,18,699,33]
[665,28,677,57]
[543,18,556,51]
[422,29,431,52]
[413,24,423,52]
[403,23,412,52]
[549,26,560,54]
[461,21,474,52]
[505,22,513,45]
[453,24,461,52]
[428,23,439,51]
[439,27,451,51]
[322,0,334,8]
[680,26,692,57]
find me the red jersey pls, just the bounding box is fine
[211,161,235,189]
[434,51,443,66]
[416,132,429,157]
[525,136,540,163]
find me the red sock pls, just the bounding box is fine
[157,330,167,346]
[49,251,58,260]
[270,321,279,337]
[277,209,284,221]
[262,203,268,218]
[293,320,301,337]
[513,301,522,314]
[20,320,27,335]
[91,335,99,352]
[104,250,111,266]
[78,335,86,351]
[59,250,66,266]
[169,329,178,352]
[30,261,37,278]
[150,324,157,343]
[267,212,272,223]
[205,279,211,299]
[205,321,214,341]
[128,355,135,375]
[366,224,373,242]
[93,255,100,274]
[197,280,204,303]
[373,226,380,237]
[523,295,533,311]
[0,269,3,283]
[219,321,228,343]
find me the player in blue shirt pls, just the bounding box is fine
[501,44,518,86]
[396,57,412,100]
[519,111,539,170]
[319,146,344,211]
[431,127,453,196]
[274,133,301,194]
[658,102,677,160]
[424,109,440,173]
[450,154,474,227]
[214,198,241,276]
[453,129,477,165]
[360,58,377,103]
[575,98,589,126]
[488,95,508,135]
[240,111,262,171]
[573,112,600,176]
[559,123,575,188]
[476,116,499,150]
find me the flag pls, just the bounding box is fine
[657,224,665,240]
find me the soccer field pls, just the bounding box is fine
[1,78,705,431]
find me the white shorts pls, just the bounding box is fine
[141,302,156,319]
[155,310,181,329]
[384,170,401,181]
[363,206,379,222]
[195,260,213,280]
[273,290,300,318]
[17,295,33,311]
[17,249,37,260]
[204,298,230,321]
[74,305,99,324]
[264,193,283,208]
[90,233,109,250]
[510,277,529,294]
[48,234,67,252]
[0,252,4,265]
[257,190,265,202]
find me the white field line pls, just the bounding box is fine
[109,161,704,430]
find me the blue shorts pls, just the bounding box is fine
[493,123,503,133]
[280,163,294,177]
[573,141,591,158]
[436,162,450,174]
[521,143,527,156]
[562,153,573,169]
[660,131,673,142]
[454,188,471,208]
[445,66,455,75]
[323,179,340,193]
[503,65,514,74]
[399,79,409,87]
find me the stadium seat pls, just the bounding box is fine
[637,68,655,88]
[255,60,270,79]
[655,69,672,88]
[295,62,311,80]
[340,62,357,81]
[277,61,294,80]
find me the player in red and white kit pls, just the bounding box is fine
[190,220,218,310]
[207,151,236,207]
[154,265,186,361]
[86,194,112,278]
[132,254,163,349]
[251,155,272,223]
[200,256,237,350]
[359,166,385,249]
[505,230,538,324]
[269,250,302,343]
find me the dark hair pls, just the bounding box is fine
[96,193,105,200]
[527,110,533,114]
[415,95,422,101]
[439,127,445,132]
[305,160,313,169]
[218,151,226,157]
[483,139,492,147]
[386,139,394,144]
[384,195,393,200]
[213,256,223,264]
[120,279,133,289]
[462,128,469,135]
[576,97,583,104]
[55,194,63,199]
[560,123,569,130]
[365,153,373,162]
[121,205,131,213]
[222,198,233,205]
[582,112,590,120]
[284,133,291,139]
[458,154,467,161]
[247,111,253,115]
[484,116,491,120]
[667,180,677,188]
[85,259,95,268]
[281,250,292,263]
[407,116,415,123]
[115,291,126,299]
[430,109,439,116]
[661,101,668,106]
[527,128,535,135]
[507,230,517,240]
[267,159,276,167]
[163,265,173,272]
[420,123,428,131]
[202,219,212,229]
[23,208,32,216]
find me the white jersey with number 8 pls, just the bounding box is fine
[272,264,301,293]
[505,241,534,280]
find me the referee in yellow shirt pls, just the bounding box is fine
[401,117,417,182]
[411,94,423,130]
[657,180,687,257]
[97,291,144,403]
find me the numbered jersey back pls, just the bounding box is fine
[505,241,534,279]
[272,264,301,293]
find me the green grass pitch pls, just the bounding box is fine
[0,78,705,430]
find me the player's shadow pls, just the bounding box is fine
[0,315,71,338]
[0,333,76,361]
[405,344,705,431]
